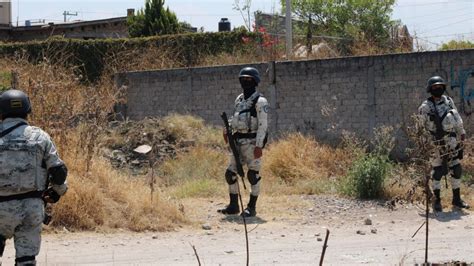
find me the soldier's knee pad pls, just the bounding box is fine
[15,255,35,265]
[247,170,261,185]
[0,235,5,256]
[450,164,462,179]
[432,166,445,181]
[225,170,237,185]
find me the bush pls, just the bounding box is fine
[344,153,391,199]
[341,126,394,199]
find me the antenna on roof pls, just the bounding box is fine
[63,11,78,22]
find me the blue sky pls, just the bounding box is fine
[6,0,474,49]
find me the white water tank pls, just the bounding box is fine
[0,0,12,26]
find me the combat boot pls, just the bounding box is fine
[218,193,240,215]
[452,188,470,209]
[241,195,258,218]
[433,189,442,212]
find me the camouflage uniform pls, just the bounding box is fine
[0,117,67,265]
[418,95,466,190]
[227,91,269,197]
[219,67,269,217]
[418,75,468,212]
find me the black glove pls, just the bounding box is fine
[43,188,61,203]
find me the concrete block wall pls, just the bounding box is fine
[117,49,474,145]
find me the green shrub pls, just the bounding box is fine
[345,153,391,199]
[341,126,394,199]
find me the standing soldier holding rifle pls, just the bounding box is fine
[418,76,469,212]
[219,67,269,218]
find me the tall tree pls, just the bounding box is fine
[281,0,396,53]
[128,0,181,37]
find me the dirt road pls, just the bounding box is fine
[1,196,473,265]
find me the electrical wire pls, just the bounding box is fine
[397,7,472,21]
[396,1,474,8]
[418,16,474,35]
[418,32,473,38]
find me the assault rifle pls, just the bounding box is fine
[429,99,449,184]
[221,112,246,190]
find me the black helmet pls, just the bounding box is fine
[0,89,32,118]
[426,76,446,93]
[239,67,260,84]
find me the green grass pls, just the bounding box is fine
[171,179,225,199]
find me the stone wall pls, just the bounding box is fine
[116,49,474,147]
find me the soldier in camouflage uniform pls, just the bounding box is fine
[219,67,269,218]
[0,89,68,265]
[418,76,469,212]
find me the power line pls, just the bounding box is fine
[396,1,474,8]
[414,36,441,48]
[407,11,474,29]
[265,31,352,40]
[418,32,474,38]
[418,16,474,35]
[396,6,471,21]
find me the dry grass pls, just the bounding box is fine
[0,55,188,232]
[198,50,264,67]
[52,156,187,232]
[385,124,474,207]
[160,145,227,198]
[262,133,353,195]
[0,41,472,233]
[161,114,224,148]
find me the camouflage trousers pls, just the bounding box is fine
[0,198,44,265]
[430,136,463,190]
[227,140,262,196]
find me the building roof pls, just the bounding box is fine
[3,16,127,32]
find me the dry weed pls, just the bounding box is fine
[160,145,227,198]
[0,54,188,232]
[262,133,352,195]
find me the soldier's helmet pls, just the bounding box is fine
[426,76,446,93]
[239,67,260,84]
[0,89,32,118]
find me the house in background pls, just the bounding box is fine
[1,17,129,41]
[0,5,132,41]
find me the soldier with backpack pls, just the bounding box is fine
[418,76,469,212]
[219,67,269,218]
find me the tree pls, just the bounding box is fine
[233,0,253,31]
[127,0,181,37]
[439,40,474,51]
[281,0,397,54]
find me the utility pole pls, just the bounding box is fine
[16,0,19,27]
[63,11,78,22]
[285,0,292,60]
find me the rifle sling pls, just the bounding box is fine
[0,191,43,202]
[0,122,27,138]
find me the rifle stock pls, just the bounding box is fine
[221,112,245,180]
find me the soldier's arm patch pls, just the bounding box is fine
[263,105,269,113]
